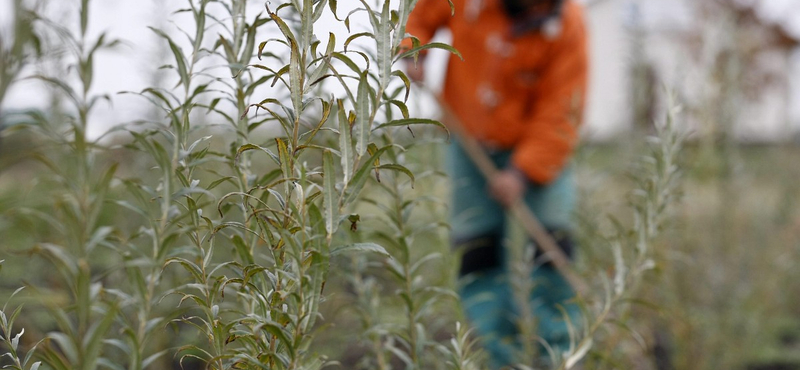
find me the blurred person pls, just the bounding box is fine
[403,0,588,367]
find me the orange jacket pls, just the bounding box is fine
[406,0,588,184]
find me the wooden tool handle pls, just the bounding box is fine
[432,91,589,296]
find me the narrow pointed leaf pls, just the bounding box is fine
[373,118,448,134]
[313,0,329,22]
[565,339,593,369]
[322,150,337,239]
[150,27,189,89]
[301,0,313,50]
[268,8,303,112]
[343,145,393,205]
[377,0,392,87]
[330,52,362,74]
[289,39,303,114]
[355,71,371,156]
[337,99,354,184]
[377,164,415,187]
[394,0,419,50]
[392,70,412,101]
[235,143,280,166]
[367,143,381,182]
[277,138,292,195]
[331,242,390,257]
[305,56,330,90]
[343,32,372,52]
[394,42,462,62]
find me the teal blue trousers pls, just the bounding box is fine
[447,140,579,369]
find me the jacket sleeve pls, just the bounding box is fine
[511,4,588,184]
[403,0,455,48]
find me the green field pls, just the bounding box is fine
[3,136,799,369]
[576,143,800,370]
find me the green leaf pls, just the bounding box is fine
[330,242,390,257]
[377,0,392,88]
[11,328,23,351]
[355,71,371,156]
[149,27,190,89]
[277,138,292,196]
[367,143,381,182]
[302,250,328,332]
[337,99,354,184]
[268,7,297,47]
[387,99,410,120]
[240,16,266,66]
[322,150,338,239]
[111,200,149,220]
[260,321,296,359]
[235,143,280,166]
[373,118,448,135]
[85,226,113,254]
[32,76,81,109]
[231,235,255,265]
[33,243,78,277]
[142,350,169,369]
[343,145,393,205]
[268,8,303,113]
[343,32,372,52]
[329,0,340,21]
[301,99,332,145]
[377,164,415,187]
[258,41,269,60]
[83,305,118,370]
[289,40,303,114]
[217,34,235,60]
[410,253,441,276]
[163,257,205,284]
[392,69,413,102]
[48,332,79,365]
[300,0,313,50]
[80,0,89,36]
[394,42,462,62]
[186,135,212,156]
[565,339,593,369]
[207,176,235,191]
[330,53,364,77]
[305,55,331,90]
[313,0,329,22]
[393,0,417,51]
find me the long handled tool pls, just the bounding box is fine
[427,89,589,296]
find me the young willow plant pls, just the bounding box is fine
[0,273,42,370]
[339,139,458,370]
[112,1,225,367]
[0,0,41,111]
[7,2,127,370]
[121,0,459,369]
[553,103,685,370]
[437,322,483,370]
[2,0,457,370]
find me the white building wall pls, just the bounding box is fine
[789,48,800,138]
[580,0,631,140]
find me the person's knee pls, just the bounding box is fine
[455,234,502,276]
